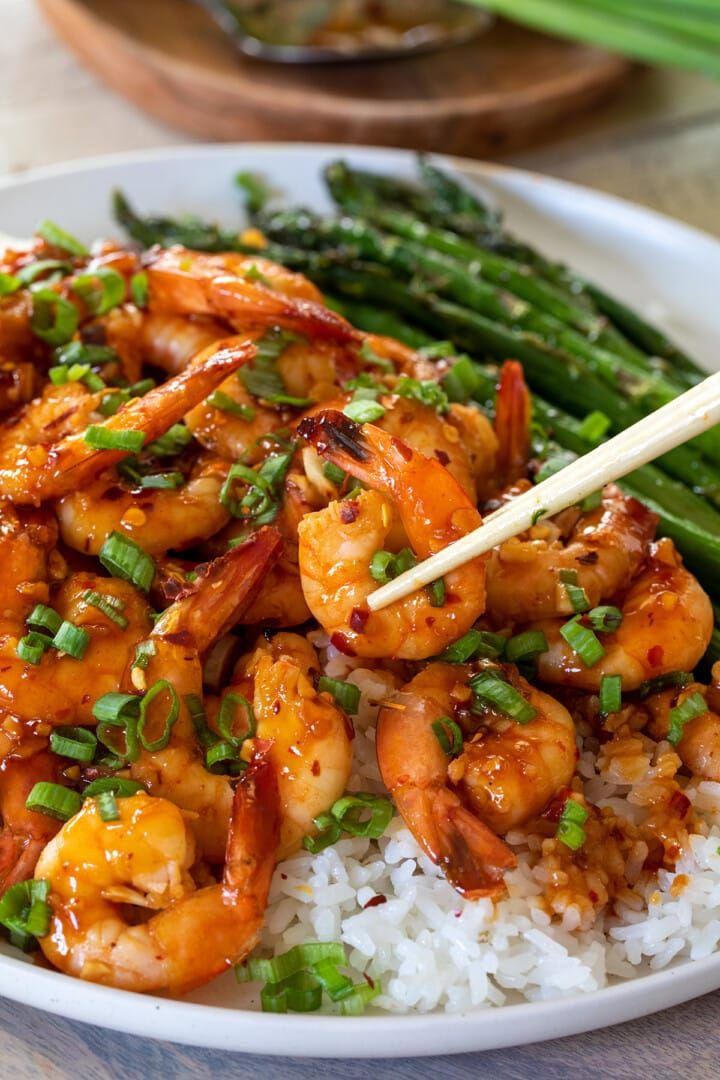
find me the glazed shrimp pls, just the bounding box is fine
[533,538,714,692]
[34,759,280,994]
[225,632,353,859]
[137,313,229,375]
[127,528,282,861]
[0,750,64,894]
[297,410,486,660]
[0,341,254,504]
[486,485,658,624]
[56,451,232,557]
[145,247,360,346]
[493,359,532,488]
[645,665,720,780]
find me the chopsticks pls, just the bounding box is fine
[366,370,720,612]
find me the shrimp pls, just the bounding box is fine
[493,359,532,488]
[56,451,232,557]
[645,665,720,780]
[145,247,360,346]
[0,340,254,504]
[34,758,280,994]
[127,528,282,861]
[0,750,64,894]
[297,409,486,660]
[533,539,714,691]
[376,664,518,898]
[137,313,228,375]
[225,632,353,859]
[486,486,658,624]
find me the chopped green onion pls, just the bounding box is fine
[97,390,129,417]
[432,716,463,755]
[359,339,394,373]
[302,811,343,853]
[235,170,272,214]
[577,410,611,445]
[37,219,88,256]
[27,604,62,635]
[313,959,354,1001]
[427,577,446,607]
[244,263,272,287]
[219,452,293,524]
[440,354,483,403]
[369,547,417,585]
[139,471,184,490]
[25,782,83,822]
[217,692,256,745]
[318,676,360,715]
[559,615,605,667]
[49,725,97,762]
[531,507,547,526]
[91,691,141,725]
[438,629,506,663]
[240,942,346,985]
[17,259,72,286]
[239,329,309,405]
[130,270,149,308]
[71,267,126,316]
[84,426,145,453]
[505,630,548,664]
[0,879,51,950]
[419,340,455,361]
[55,341,118,367]
[579,490,602,512]
[186,693,214,748]
[99,531,155,591]
[667,692,708,746]
[51,620,90,659]
[394,375,449,414]
[599,674,623,716]
[470,671,536,725]
[96,791,120,822]
[261,970,323,1014]
[329,793,393,839]
[323,461,346,487]
[82,589,128,628]
[132,639,157,670]
[560,569,590,614]
[639,671,693,700]
[339,980,380,1015]
[556,796,589,851]
[207,390,256,421]
[145,424,193,457]
[0,272,20,296]
[137,679,179,752]
[82,777,146,799]
[17,632,52,665]
[535,451,575,484]
[343,399,386,424]
[30,288,78,346]
[206,740,246,772]
[128,377,156,398]
[587,606,624,633]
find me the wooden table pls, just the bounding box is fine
[2,3,720,1076]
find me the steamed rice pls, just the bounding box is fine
[252,655,720,1014]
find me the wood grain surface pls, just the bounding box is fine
[36,0,630,157]
[3,3,720,1075]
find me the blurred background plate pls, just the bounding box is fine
[37,0,630,157]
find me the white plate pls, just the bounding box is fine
[0,144,719,1058]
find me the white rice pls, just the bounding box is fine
[253,660,720,1014]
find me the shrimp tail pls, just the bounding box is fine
[298,410,370,467]
[494,360,531,486]
[0,751,63,895]
[153,525,283,652]
[395,785,516,900]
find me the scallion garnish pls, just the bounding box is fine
[323,461,347,487]
[369,547,417,586]
[235,170,272,214]
[504,630,549,664]
[586,606,623,633]
[639,671,693,700]
[559,615,605,667]
[244,263,272,287]
[440,354,483,403]
[239,942,346,986]
[432,716,463,755]
[17,632,52,666]
[217,692,256,745]
[54,341,118,367]
[394,375,449,414]
[470,670,536,725]
[99,531,155,591]
[71,267,126,316]
[82,590,128,628]
[0,272,21,296]
[261,971,323,1014]
[556,797,589,851]
[84,426,145,453]
[52,620,90,660]
[130,270,149,308]
[317,676,360,715]
[560,569,590,613]
[599,674,622,716]
[139,471,184,490]
[16,259,72,286]
[96,791,120,822]
[576,410,611,445]
[146,424,192,457]
[239,329,309,406]
[30,288,78,346]
[137,679,179,752]
[0,879,51,951]
[438,629,506,663]
[427,578,446,608]
[27,604,62,636]
[49,725,98,762]
[302,792,393,853]
[82,777,146,799]
[25,782,83,822]
[359,339,394,373]
[667,692,708,746]
[343,399,386,424]
[132,639,157,670]
[535,450,575,484]
[219,452,293,524]
[579,490,602,512]
[36,219,88,256]
[207,390,256,421]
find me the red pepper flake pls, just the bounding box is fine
[589,890,599,904]
[330,632,356,656]
[339,501,359,524]
[390,437,412,461]
[311,759,321,776]
[362,894,387,910]
[350,607,369,633]
[647,644,664,668]
[434,449,450,466]
[669,789,691,819]
[280,873,288,880]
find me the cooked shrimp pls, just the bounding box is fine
[35,758,280,993]
[486,486,658,624]
[145,247,360,345]
[137,313,228,375]
[377,664,518,898]
[56,451,232,557]
[226,632,353,859]
[493,359,532,488]
[127,528,282,861]
[0,502,60,631]
[297,410,486,660]
[0,340,254,504]
[533,539,714,691]
[645,665,720,780]
[0,750,64,894]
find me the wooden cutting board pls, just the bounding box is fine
[38,0,631,157]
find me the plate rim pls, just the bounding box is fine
[1,141,719,1057]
